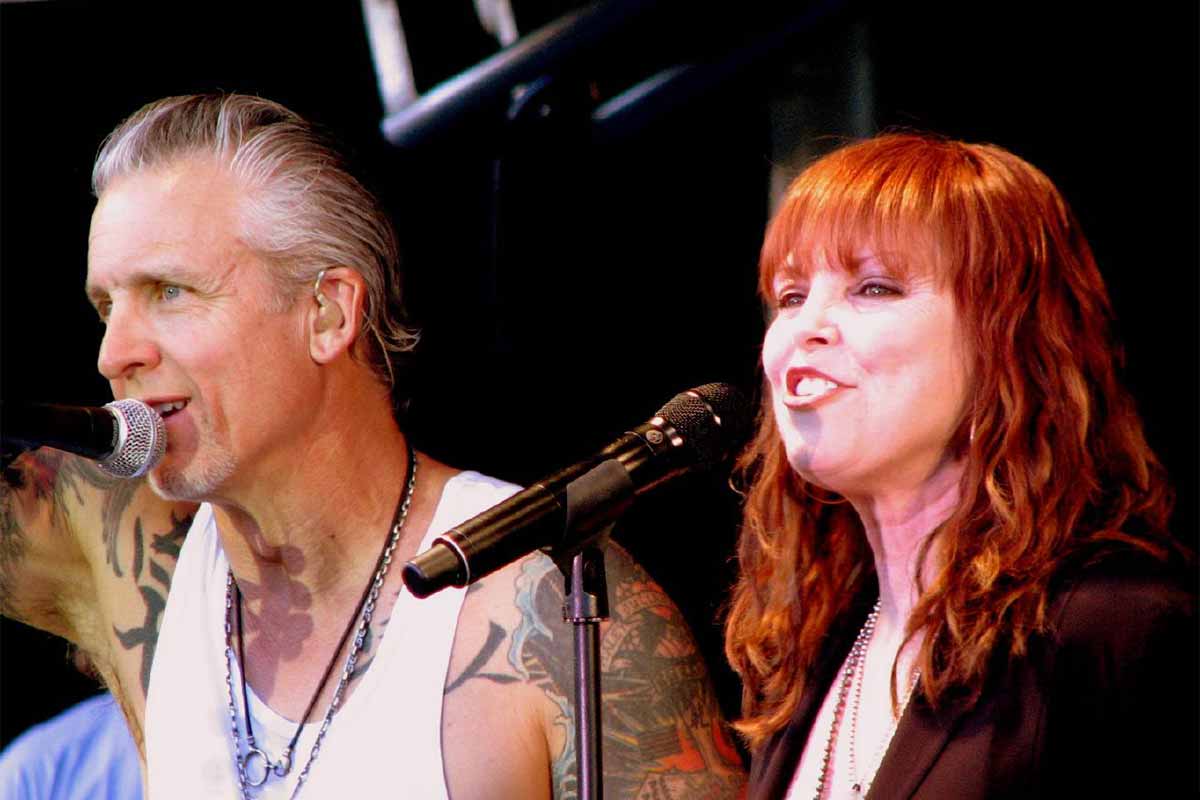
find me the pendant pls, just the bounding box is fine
[273,748,293,778]
[244,747,271,788]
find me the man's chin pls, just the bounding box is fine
[148,470,205,502]
[147,456,234,502]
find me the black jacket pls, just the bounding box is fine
[747,554,1197,798]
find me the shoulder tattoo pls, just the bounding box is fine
[448,552,745,799]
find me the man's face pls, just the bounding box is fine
[86,159,313,501]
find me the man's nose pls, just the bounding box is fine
[97,303,161,382]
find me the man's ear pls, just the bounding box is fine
[308,267,366,364]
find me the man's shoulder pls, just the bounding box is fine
[437,469,521,511]
[452,538,659,638]
[2,450,198,747]
[447,539,746,798]
[429,468,654,616]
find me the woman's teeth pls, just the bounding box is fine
[792,376,838,401]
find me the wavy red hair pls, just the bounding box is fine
[724,133,1177,749]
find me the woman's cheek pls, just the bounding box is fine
[761,317,791,379]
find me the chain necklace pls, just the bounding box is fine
[223,445,417,800]
[812,599,920,800]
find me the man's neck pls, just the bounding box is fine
[210,393,416,613]
[204,390,461,717]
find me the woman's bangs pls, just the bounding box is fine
[760,169,938,294]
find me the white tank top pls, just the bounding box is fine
[144,471,520,799]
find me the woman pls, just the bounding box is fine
[725,134,1195,798]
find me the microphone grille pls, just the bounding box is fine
[655,382,752,462]
[100,399,167,478]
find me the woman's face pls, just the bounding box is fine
[762,249,970,499]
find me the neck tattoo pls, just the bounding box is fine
[812,599,920,800]
[223,445,418,799]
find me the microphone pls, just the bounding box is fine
[402,383,750,598]
[1,399,167,478]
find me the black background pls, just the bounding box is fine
[2,0,1196,754]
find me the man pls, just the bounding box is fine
[0,94,745,798]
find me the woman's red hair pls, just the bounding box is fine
[724,133,1177,750]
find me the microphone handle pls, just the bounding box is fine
[1,404,116,460]
[403,422,687,598]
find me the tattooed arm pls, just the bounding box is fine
[442,543,746,800]
[1,449,196,748]
[1,449,98,632]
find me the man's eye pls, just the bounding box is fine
[96,302,111,321]
[159,284,183,301]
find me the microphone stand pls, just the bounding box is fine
[562,544,609,800]
[549,457,635,800]
[482,62,625,799]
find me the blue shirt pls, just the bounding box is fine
[0,694,142,800]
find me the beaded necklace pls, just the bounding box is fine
[811,599,920,799]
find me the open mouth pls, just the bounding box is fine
[789,375,840,403]
[150,399,189,419]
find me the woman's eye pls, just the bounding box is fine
[777,291,806,309]
[857,282,899,298]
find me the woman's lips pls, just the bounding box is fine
[784,368,847,407]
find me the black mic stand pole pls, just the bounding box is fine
[478,51,620,800]
[550,457,638,800]
[563,543,609,800]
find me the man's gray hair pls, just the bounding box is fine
[92,93,418,398]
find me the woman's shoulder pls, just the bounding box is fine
[1047,545,1194,655]
[1033,544,1197,793]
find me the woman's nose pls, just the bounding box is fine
[789,298,840,349]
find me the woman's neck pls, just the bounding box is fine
[846,456,964,627]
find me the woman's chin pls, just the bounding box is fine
[789,457,845,493]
